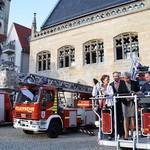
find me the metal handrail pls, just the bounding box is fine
[91,94,150,142]
[90,93,150,100]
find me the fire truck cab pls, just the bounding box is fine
[13,74,96,138]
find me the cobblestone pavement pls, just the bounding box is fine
[0,126,116,150]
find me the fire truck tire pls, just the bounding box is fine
[23,130,34,134]
[47,120,62,138]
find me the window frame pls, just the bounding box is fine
[58,45,75,69]
[114,32,139,61]
[42,90,54,103]
[36,51,51,72]
[83,39,104,65]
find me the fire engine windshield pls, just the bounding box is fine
[16,88,39,104]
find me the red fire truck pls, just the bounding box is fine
[13,74,96,138]
[0,63,16,124]
[0,90,13,124]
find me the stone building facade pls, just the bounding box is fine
[30,0,150,85]
[1,23,31,73]
[0,0,11,62]
[0,0,11,35]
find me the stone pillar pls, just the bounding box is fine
[31,13,37,37]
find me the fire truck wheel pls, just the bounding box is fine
[47,120,61,138]
[23,130,34,134]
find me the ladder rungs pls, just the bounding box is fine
[18,73,92,93]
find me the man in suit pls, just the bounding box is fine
[110,71,129,138]
[141,72,150,93]
[141,72,150,108]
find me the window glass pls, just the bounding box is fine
[58,46,75,68]
[37,51,51,71]
[83,40,104,64]
[43,90,54,102]
[114,33,139,60]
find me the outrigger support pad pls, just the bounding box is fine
[79,127,95,136]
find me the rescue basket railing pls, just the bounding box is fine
[90,93,150,150]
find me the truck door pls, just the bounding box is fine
[41,89,55,119]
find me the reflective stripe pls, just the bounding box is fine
[65,117,70,119]
[77,104,91,106]
[47,106,57,111]
[77,116,81,119]
[144,128,150,131]
[53,106,57,109]
[53,95,58,113]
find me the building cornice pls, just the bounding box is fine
[31,0,147,41]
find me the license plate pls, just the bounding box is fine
[21,114,26,118]
[20,120,28,126]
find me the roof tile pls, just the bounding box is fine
[14,23,31,53]
[42,0,137,29]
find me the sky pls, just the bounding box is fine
[9,0,59,31]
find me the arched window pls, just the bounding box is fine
[114,33,139,60]
[37,51,51,71]
[58,46,75,68]
[83,39,104,64]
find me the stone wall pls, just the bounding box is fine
[30,1,150,85]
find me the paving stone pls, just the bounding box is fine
[0,127,115,150]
